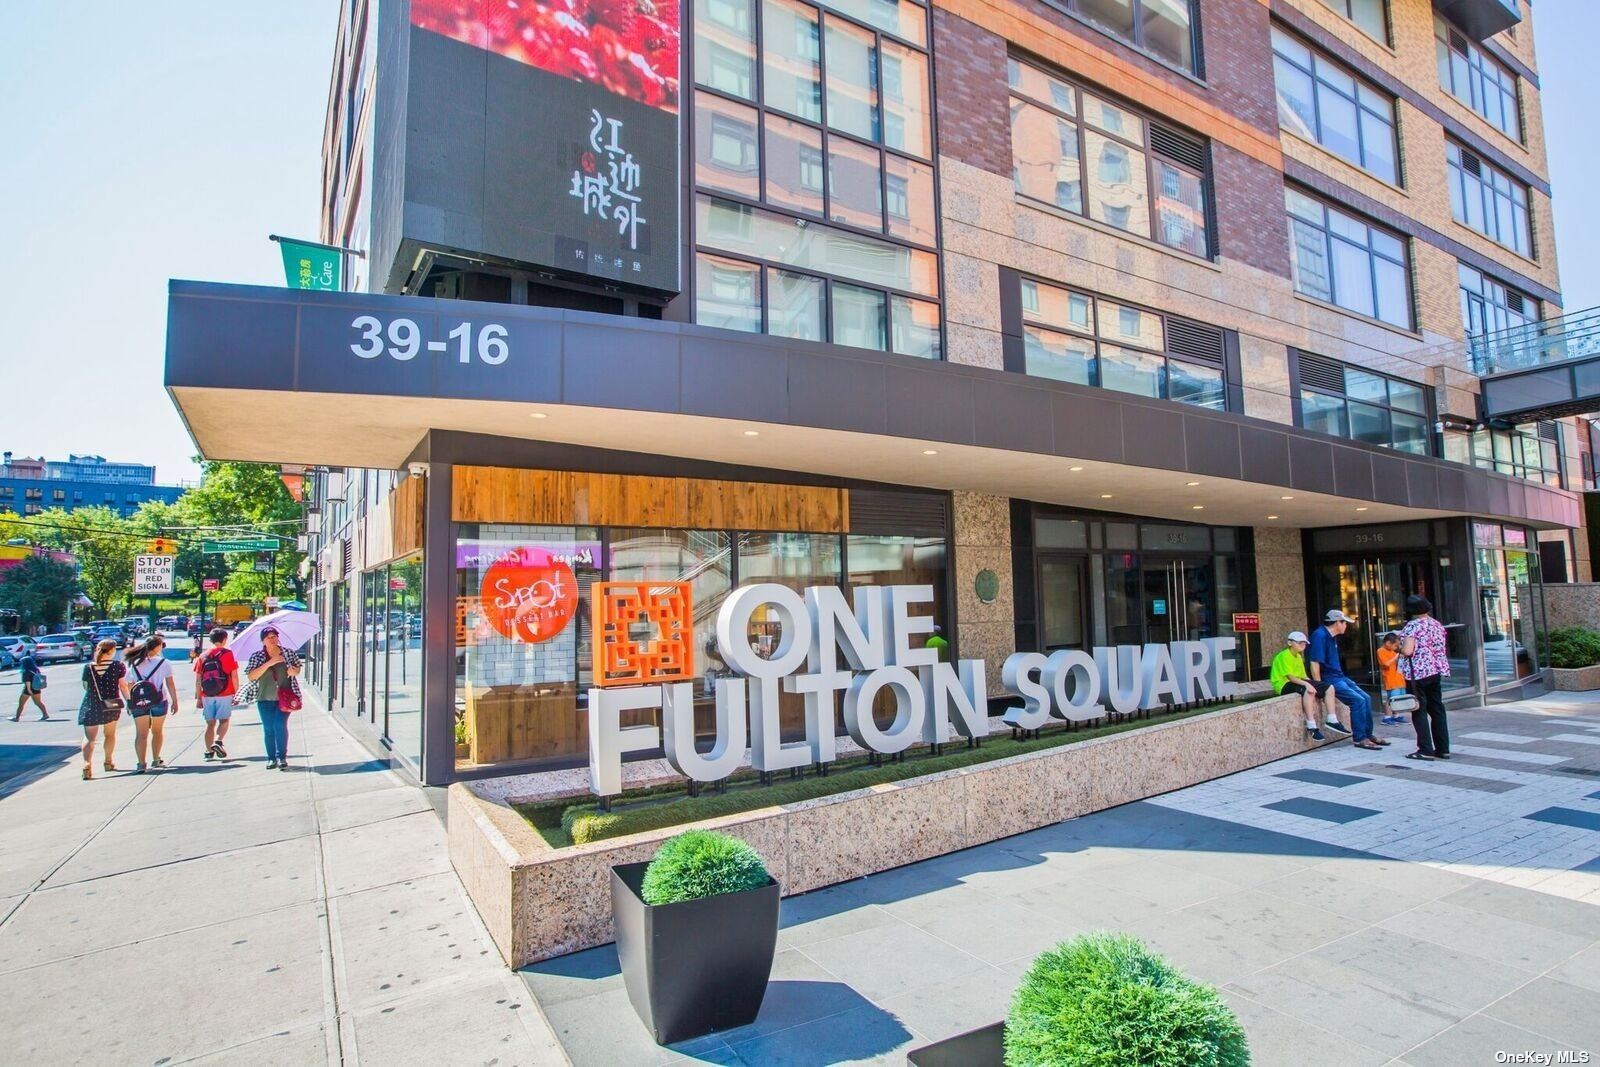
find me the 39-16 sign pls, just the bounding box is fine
[349,315,508,365]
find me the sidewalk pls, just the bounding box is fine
[0,662,566,1066]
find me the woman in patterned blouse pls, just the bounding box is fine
[1399,595,1451,761]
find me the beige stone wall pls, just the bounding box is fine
[451,694,1326,966]
[1252,525,1311,672]
[1543,583,1600,631]
[953,491,1016,696]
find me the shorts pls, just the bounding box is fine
[1384,688,1407,703]
[128,702,169,719]
[1281,681,1311,698]
[201,696,233,721]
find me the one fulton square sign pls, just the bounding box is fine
[586,583,1240,797]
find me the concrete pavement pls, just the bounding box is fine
[0,648,566,1066]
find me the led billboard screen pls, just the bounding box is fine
[408,0,681,293]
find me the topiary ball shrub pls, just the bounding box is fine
[639,830,770,906]
[1005,932,1249,1067]
[1547,627,1600,670]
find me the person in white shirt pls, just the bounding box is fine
[121,636,180,773]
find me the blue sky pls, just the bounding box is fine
[0,5,1594,486]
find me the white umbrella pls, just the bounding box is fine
[230,609,320,662]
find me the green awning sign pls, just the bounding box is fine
[277,238,342,291]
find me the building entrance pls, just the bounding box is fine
[1142,558,1217,645]
[1314,554,1433,690]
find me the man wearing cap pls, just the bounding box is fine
[1307,610,1383,749]
[1270,631,1325,741]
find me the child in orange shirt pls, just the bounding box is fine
[1376,631,1408,726]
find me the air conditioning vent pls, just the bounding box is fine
[1150,123,1206,172]
[849,490,948,537]
[1538,421,1559,442]
[1505,291,1526,314]
[1297,351,1346,393]
[340,537,353,576]
[1166,317,1225,364]
[1460,149,1484,177]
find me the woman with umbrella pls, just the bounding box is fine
[233,610,316,770]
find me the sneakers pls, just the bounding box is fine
[135,762,147,774]
[1379,715,1397,726]
[204,747,214,761]
[1323,720,1352,735]
[213,743,227,759]
[278,761,290,772]
[1307,727,1327,742]
[151,759,165,769]
[265,760,279,770]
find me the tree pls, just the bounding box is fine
[176,461,305,602]
[61,507,139,619]
[0,556,80,629]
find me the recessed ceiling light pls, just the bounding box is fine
[922,449,939,455]
[1355,506,1369,512]
[1069,466,1084,472]
[1100,493,1114,499]
[529,412,548,419]
[1185,481,1200,487]
[1191,505,1204,510]
[1280,495,1294,500]
[1267,514,1279,520]
[743,430,761,437]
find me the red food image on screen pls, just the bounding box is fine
[412,0,680,112]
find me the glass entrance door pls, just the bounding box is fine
[1142,558,1216,644]
[1039,555,1087,651]
[1315,555,1432,689]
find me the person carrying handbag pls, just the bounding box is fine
[13,648,50,722]
[77,639,125,780]
[238,626,303,771]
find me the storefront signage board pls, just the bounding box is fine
[587,582,1239,797]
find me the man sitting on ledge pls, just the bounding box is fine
[1307,610,1385,751]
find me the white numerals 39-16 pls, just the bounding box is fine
[350,316,508,365]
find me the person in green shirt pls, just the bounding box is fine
[924,625,949,663]
[1270,631,1325,741]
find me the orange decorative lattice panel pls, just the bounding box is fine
[592,582,694,688]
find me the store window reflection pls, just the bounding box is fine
[386,556,424,766]
[737,532,842,741]
[1475,522,1546,686]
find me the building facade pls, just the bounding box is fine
[0,452,184,518]
[165,0,1590,787]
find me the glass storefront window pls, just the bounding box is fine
[455,526,603,769]
[386,556,424,766]
[739,532,843,740]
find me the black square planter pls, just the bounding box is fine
[610,860,781,1046]
[906,1021,1005,1066]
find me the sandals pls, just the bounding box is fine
[1405,751,1435,761]
[1354,740,1383,750]
[103,762,117,772]
[82,765,92,780]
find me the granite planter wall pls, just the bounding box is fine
[449,695,1324,967]
[1549,665,1600,691]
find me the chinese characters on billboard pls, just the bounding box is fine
[409,0,681,292]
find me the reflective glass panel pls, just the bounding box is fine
[763,0,822,121]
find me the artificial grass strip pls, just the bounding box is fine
[518,696,1271,848]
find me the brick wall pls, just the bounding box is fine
[931,9,1012,178]
[1213,143,1292,279]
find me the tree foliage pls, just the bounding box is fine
[0,556,81,629]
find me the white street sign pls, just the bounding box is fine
[134,554,176,596]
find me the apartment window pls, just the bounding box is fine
[24,504,39,516]
[1317,0,1386,44]
[1295,351,1431,454]
[1446,143,1531,257]
[1009,56,1211,258]
[1049,0,1198,74]
[1020,278,1228,410]
[0,487,11,499]
[692,0,938,353]
[1472,422,1562,487]
[1272,27,1398,185]
[1285,187,1412,329]
[103,492,114,503]
[24,487,41,500]
[51,489,64,502]
[695,197,941,357]
[1460,264,1537,338]
[1436,15,1520,141]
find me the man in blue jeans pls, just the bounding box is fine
[1307,609,1385,750]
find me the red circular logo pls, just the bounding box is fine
[480,549,579,644]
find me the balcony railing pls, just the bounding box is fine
[1469,307,1600,377]
[1434,0,1522,41]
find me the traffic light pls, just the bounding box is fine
[146,537,178,555]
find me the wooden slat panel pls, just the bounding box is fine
[389,474,425,559]
[452,466,847,533]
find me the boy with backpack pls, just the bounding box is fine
[194,628,239,760]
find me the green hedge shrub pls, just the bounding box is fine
[1547,627,1600,670]
[1005,933,1249,1067]
[639,830,770,906]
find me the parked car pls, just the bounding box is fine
[33,634,83,663]
[0,648,15,671]
[91,625,127,649]
[69,626,95,653]
[121,616,149,637]
[0,635,38,660]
